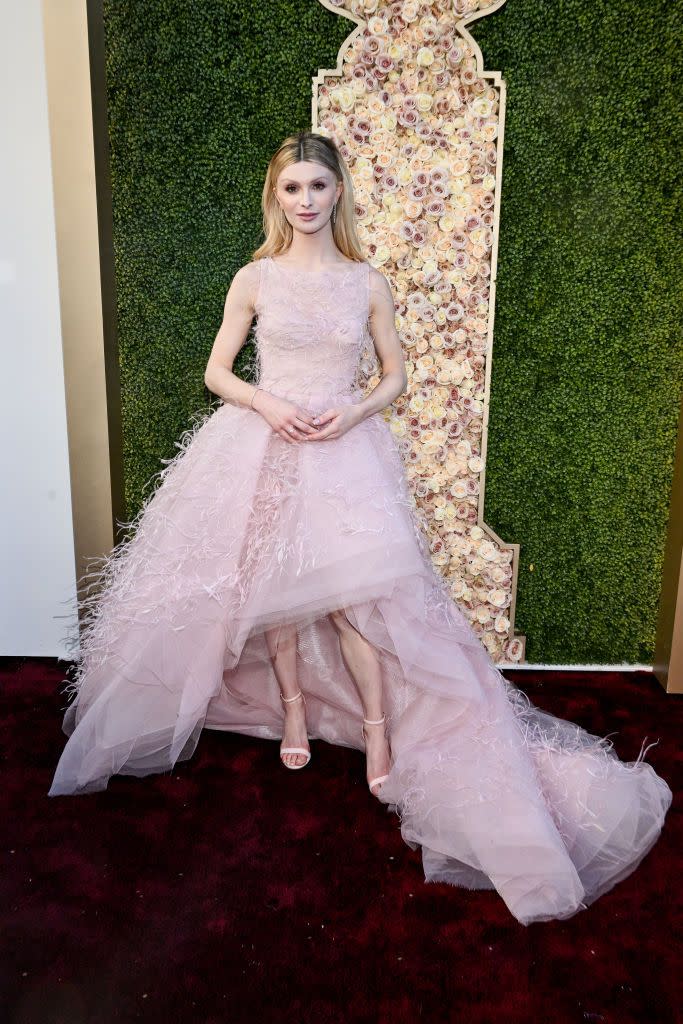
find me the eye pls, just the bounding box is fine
[284,182,327,192]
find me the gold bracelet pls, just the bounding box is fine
[249,387,260,409]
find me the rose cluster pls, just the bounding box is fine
[317,0,524,662]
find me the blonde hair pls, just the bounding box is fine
[252,131,365,263]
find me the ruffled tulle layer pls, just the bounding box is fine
[48,397,673,926]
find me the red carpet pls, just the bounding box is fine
[1,657,680,1023]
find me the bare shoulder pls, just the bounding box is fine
[227,260,263,313]
[368,265,395,310]
[233,260,262,286]
[368,264,393,290]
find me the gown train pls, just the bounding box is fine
[48,256,673,926]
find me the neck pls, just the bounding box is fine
[281,230,342,267]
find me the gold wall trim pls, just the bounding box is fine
[654,395,683,693]
[42,0,124,622]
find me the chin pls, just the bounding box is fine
[294,219,328,231]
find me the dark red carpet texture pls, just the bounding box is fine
[0,657,679,1024]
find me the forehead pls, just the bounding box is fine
[278,161,332,183]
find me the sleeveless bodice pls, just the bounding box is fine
[253,256,371,406]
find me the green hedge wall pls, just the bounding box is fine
[102,0,682,664]
[471,1,682,662]
[102,0,350,506]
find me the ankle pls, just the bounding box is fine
[280,689,305,707]
[363,712,385,726]
[362,714,388,745]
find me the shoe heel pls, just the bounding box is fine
[280,689,311,770]
[361,714,391,795]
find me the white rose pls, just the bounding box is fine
[416,47,435,67]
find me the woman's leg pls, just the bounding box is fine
[265,622,309,767]
[328,609,391,793]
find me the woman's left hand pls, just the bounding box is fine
[305,405,363,441]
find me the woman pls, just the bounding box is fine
[49,131,672,927]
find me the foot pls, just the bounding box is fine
[361,715,392,797]
[280,690,310,768]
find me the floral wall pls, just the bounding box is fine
[315,0,520,661]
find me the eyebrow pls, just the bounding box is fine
[281,177,329,184]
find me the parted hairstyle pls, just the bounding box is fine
[252,131,365,263]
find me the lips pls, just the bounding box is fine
[298,213,318,219]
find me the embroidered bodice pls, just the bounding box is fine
[252,255,372,405]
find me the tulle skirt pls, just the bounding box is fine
[48,393,673,926]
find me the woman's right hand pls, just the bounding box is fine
[251,389,321,444]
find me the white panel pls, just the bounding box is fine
[0,0,77,655]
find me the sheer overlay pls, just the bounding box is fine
[49,256,673,926]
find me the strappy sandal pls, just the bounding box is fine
[361,714,391,796]
[279,690,311,769]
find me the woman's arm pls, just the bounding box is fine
[204,261,319,443]
[354,267,408,422]
[204,263,261,408]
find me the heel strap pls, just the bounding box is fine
[362,714,386,725]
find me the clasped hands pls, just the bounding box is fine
[252,389,362,444]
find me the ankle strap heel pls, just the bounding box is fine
[281,689,306,706]
[362,714,386,727]
[279,690,311,769]
[361,714,390,795]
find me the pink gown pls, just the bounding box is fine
[49,255,673,926]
